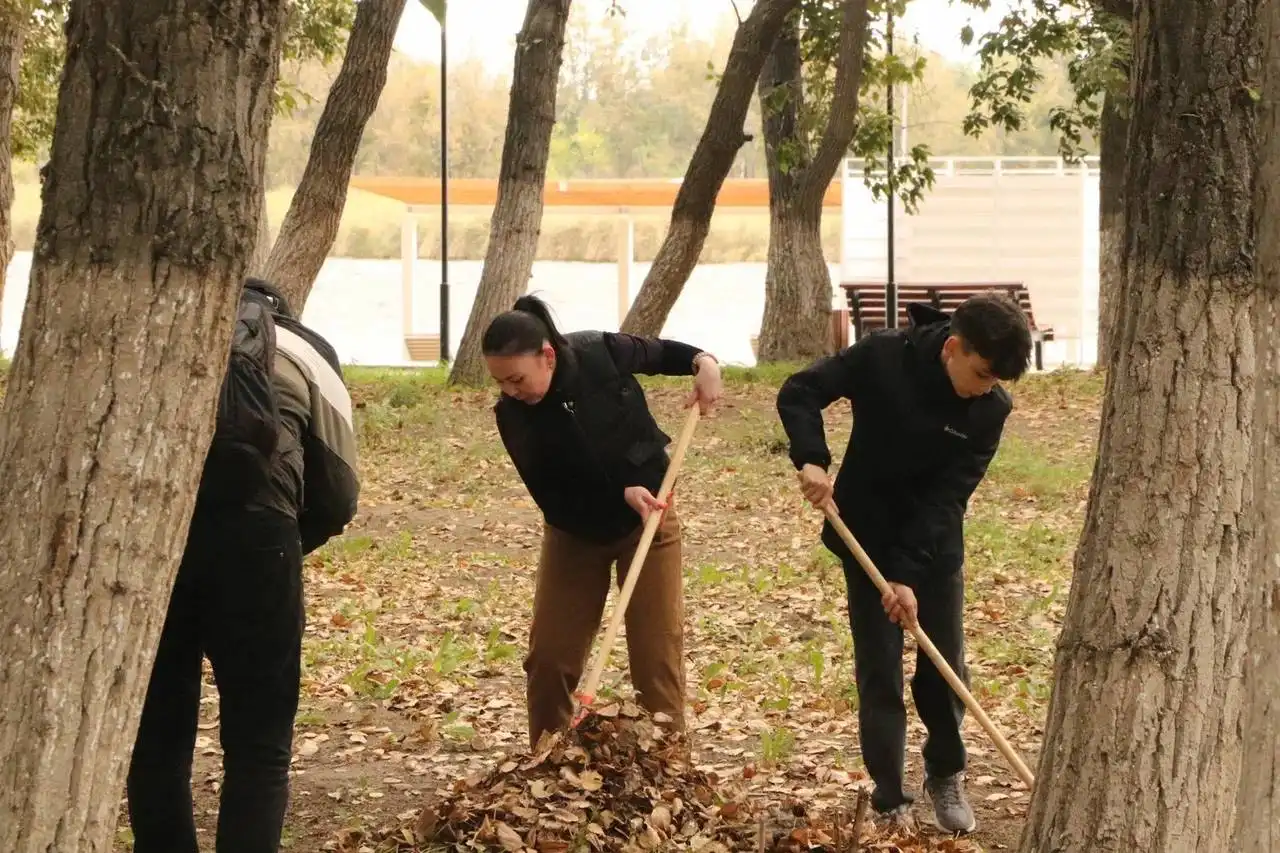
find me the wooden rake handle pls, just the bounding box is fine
[822,503,1037,788]
[573,404,702,721]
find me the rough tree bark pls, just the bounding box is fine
[1095,90,1127,367]
[260,0,407,310]
[447,0,572,387]
[0,0,286,850]
[1233,0,1280,846]
[619,0,801,338]
[1019,1,1260,851]
[0,8,24,331]
[756,0,869,363]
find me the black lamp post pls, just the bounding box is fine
[885,3,897,329]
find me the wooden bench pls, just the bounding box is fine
[838,282,1054,370]
[404,333,442,363]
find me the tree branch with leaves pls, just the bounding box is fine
[755,0,871,362]
[961,0,1131,361]
[962,0,1130,163]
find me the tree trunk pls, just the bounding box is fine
[1232,1,1280,846]
[261,0,407,310]
[0,12,23,332]
[758,210,832,361]
[0,1,285,849]
[757,18,828,363]
[757,0,868,362]
[1234,315,1280,851]
[1019,2,1259,851]
[248,193,271,275]
[447,0,572,387]
[1096,90,1127,368]
[618,0,801,338]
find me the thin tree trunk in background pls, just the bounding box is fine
[757,0,869,362]
[1019,1,1259,850]
[0,11,23,334]
[619,0,800,338]
[1096,90,1127,367]
[756,18,815,361]
[448,0,572,387]
[1233,0,1280,846]
[0,0,286,849]
[249,193,271,274]
[261,0,407,311]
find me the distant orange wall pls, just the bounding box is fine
[349,176,842,208]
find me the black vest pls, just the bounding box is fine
[495,331,671,542]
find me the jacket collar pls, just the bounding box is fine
[544,345,581,404]
[904,302,960,402]
[495,345,582,412]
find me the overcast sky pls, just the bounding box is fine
[391,0,1017,72]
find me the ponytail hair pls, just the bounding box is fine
[482,294,568,357]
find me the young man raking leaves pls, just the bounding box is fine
[775,293,1033,834]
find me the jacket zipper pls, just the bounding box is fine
[561,395,620,493]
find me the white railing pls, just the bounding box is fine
[845,155,1102,179]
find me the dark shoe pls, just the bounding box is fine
[872,803,917,834]
[924,772,976,834]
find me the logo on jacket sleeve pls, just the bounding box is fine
[943,424,969,440]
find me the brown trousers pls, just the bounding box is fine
[524,508,686,747]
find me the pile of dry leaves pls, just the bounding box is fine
[379,702,980,853]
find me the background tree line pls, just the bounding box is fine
[267,8,1082,186]
[1,6,1084,266]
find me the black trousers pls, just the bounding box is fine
[127,509,304,853]
[844,559,968,813]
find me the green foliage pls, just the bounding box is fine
[311,6,1081,188]
[853,0,935,211]
[850,108,934,212]
[3,8,1097,262]
[10,5,1088,188]
[1049,10,1129,159]
[760,0,936,211]
[13,0,63,160]
[962,0,1131,162]
[547,9,755,181]
[275,0,357,118]
[794,0,843,149]
[283,0,357,66]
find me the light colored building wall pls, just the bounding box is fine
[841,157,1101,367]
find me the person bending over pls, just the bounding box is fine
[775,292,1031,834]
[482,294,722,746]
[127,279,358,853]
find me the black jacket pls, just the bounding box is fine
[776,303,1011,587]
[496,330,703,544]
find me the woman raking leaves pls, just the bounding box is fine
[481,295,723,746]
